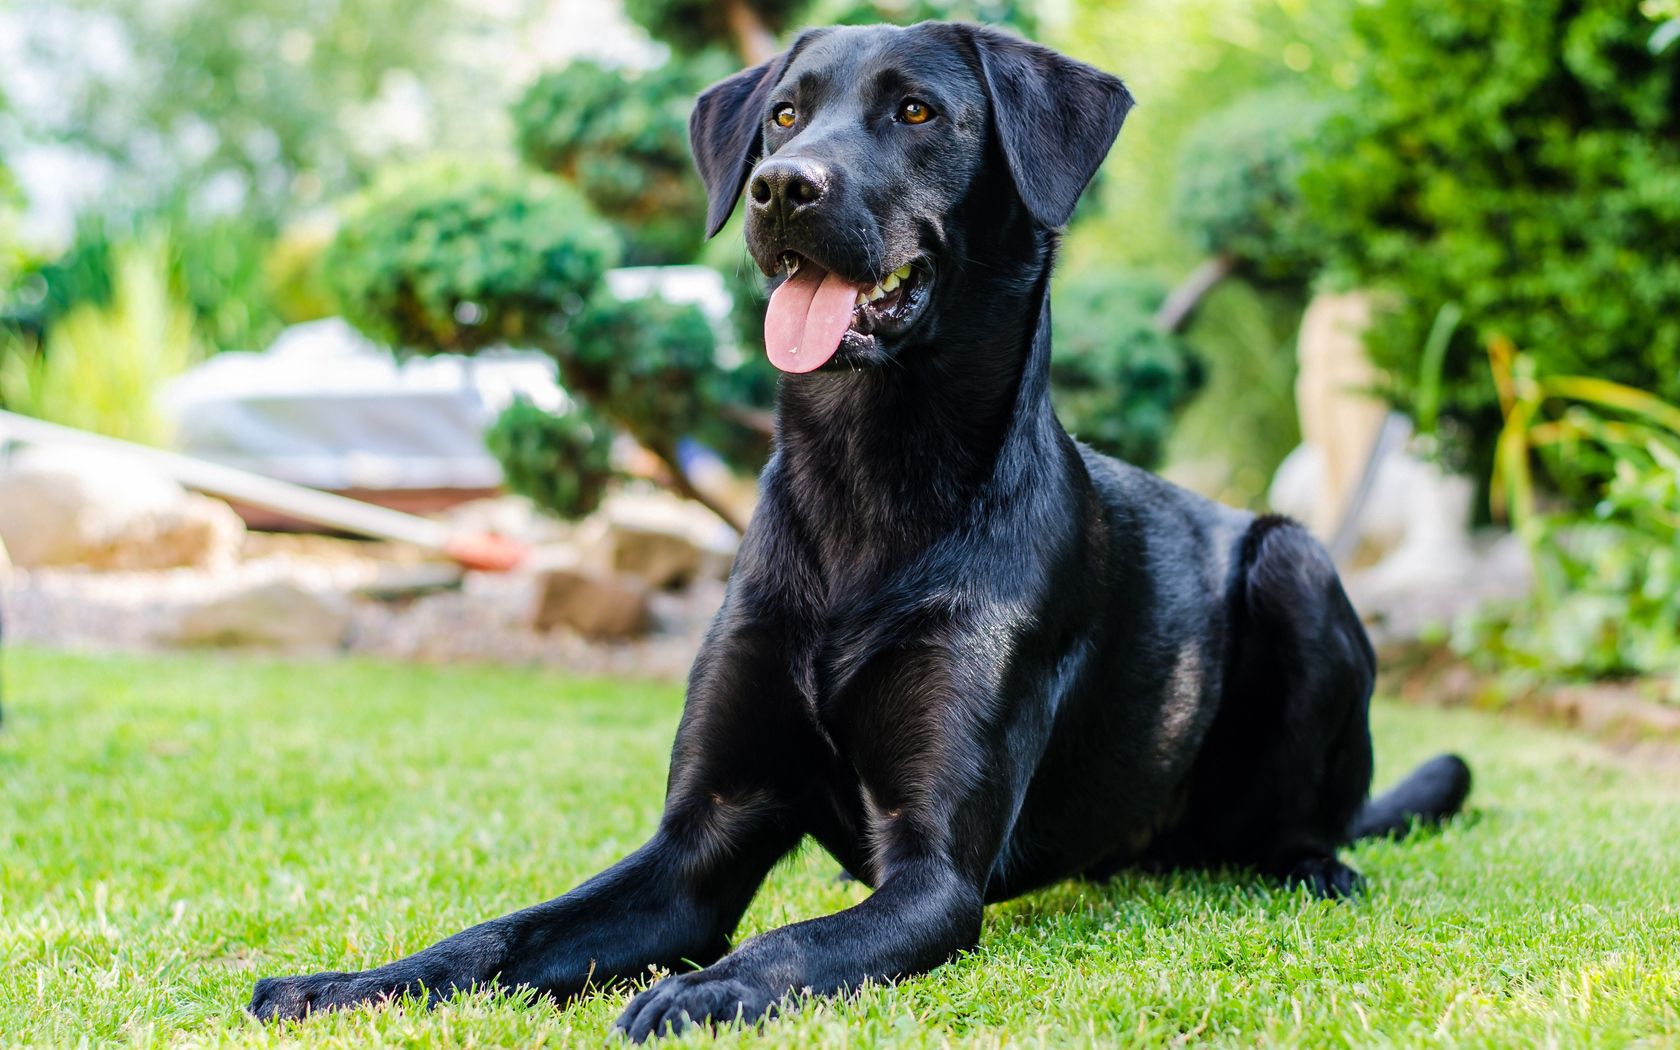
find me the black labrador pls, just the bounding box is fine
[251,22,1472,1038]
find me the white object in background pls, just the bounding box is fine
[1270,439,1477,589]
[161,318,567,492]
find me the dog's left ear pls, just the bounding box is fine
[690,55,786,238]
[963,26,1135,229]
[689,33,825,239]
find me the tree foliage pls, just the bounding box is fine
[18,0,473,221]
[324,160,619,355]
[1299,0,1680,481]
[1050,270,1204,469]
[1172,87,1337,283]
[513,60,718,265]
[485,397,617,520]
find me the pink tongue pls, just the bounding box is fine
[764,266,862,374]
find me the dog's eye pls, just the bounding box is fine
[773,105,797,129]
[897,99,934,125]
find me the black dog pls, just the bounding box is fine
[251,22,1471,1038]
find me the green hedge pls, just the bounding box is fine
[1300,0,1680,481]
[1172,87,1337,283]
[325,160,619,354]
[1050,270,1204,469]
[512,60,715,265]
[485,397,617,520]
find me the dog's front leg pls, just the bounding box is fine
[617,639,1038,1039]
[250,629,816,1023]
[248,808,796,1022]
[615,849,983,1041]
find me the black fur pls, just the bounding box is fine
[250,22,1470,1038]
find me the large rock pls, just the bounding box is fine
[532,567,654,640]
[1292,290,1391,539]
[0,447,244,570]
[167,579,351,650]
[577,490,736,590]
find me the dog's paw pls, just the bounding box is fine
[613,969,777,1042]
[248,970,399,1022]
[1282,856,1366,900]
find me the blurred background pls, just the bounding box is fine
[0,0,1676,715]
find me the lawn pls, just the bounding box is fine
[2,648,1679,1048]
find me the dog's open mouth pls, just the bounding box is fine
[764,253,932,374]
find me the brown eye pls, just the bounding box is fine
[898,99,934,124]
[773,105,797,128]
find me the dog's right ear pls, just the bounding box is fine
[689,42,804,239]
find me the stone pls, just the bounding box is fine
[168,580,352,650]
[1292,290,1390,539]
[531,567,654,640]
[577,490,737,589]
[0,447,244,571]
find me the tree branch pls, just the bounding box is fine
[723,0,778,65]
[1153,252,1237,334]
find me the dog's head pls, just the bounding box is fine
[690,23,1133,375]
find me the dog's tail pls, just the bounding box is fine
[1347,753,1472,841]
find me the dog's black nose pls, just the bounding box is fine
[749,158,828,220]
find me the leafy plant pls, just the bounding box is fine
[3,211,286,355]
[552,290,764,525]
[0,240,199,445]
[485,398,618,520]
[513,60,720,265]
[1171,87,1338,284]
[325,160,620,354]
[1454,340,1680,692]
[1299,0,1680,486]
[1049,269,1204,469]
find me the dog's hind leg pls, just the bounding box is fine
[1237,517,1377,897]
[250,631,816,1022]
[1149,516,1377,899]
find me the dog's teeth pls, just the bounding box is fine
[881,273,901,293]
[867,284,886,302]
[855,291,868,307]
[892,264,912,280]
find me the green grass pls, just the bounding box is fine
[3,648,1679,1048]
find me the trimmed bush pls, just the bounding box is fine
[325,160,619,354]
[1300,0,1680,481]
[485,398,617,520]
[553,291,725,457]
[1050,270,1205,469]
[623,0,805,57]
[513,60,716,265]
[1172,87,1337,283]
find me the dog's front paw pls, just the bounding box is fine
[613,969,778,1042]
[1282,856,1366,900]
[248,970,399,1022]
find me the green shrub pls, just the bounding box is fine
[513,60,717,265]
[552,291,747,462]
[623,0,807,57]
[325,160,619,354]
[485,397,618,520]
[0,240,198,445]
[1172,87,1337,283]
[4,212,284,355]
[1300,0,1680,485]
[1454,349,1680,692]
[1049,269,1204,469]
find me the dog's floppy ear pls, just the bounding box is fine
[689,34,821,238]
[964,26,1135,229]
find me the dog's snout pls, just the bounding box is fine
[749,158,829,219]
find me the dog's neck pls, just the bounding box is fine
[769,219,1061,572]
